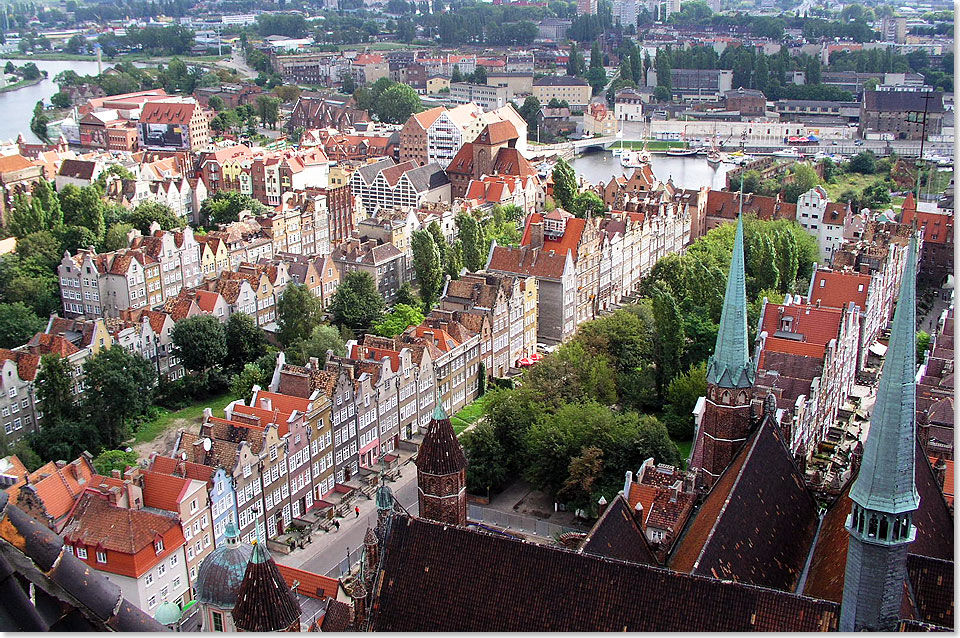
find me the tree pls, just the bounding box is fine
[286,324,347,366]
[518,95,541,137]
[329,271,385,331]
[274,85,301,103]
[566,42,585,77]
[93,449,138,476]
[662,361,707,439]
[340,73,356,95]
[104,223,135,251]
[0,302,44,349]
[30,101,48,141]
[396,282,421,308]
[650,285,684,400]
[456,213,485,272]
[462,420,510,495]
[50,91,71,108]
[451,65,463,83]
[256,95,281,128]
[83,346,156,449]
[586,66,607,95]
[8,194,48,238]
[848,151,877,174]
[445,239,464,279]
[277,284,323,347]
[747,233,780,297]
[58,185,105,240]
[128,201,183,234]
[17,230,62,272]
[782,163,821,204]
[861,181,892,210]
[411,229,443,310]
[36,353,74,428]
[653,85,671,102]
[469,66,487,84]
[230,363,266,398]
[551,159,578,210]
[373,303,424,337]
[225,312,267,370]
[208,95,225,112]
[916,330,931,362]
[571,191,605,218]
[590,41,603,69]
[427,221,447,262]
[29,420,104,465]
[200,192,266,227]
[171,315,228,373]
[376,84,422,124]
[57,225,99,253]
[557,446,605,514]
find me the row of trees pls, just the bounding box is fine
[351,77,422,125]
[462,216,818,512]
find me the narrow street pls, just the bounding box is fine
[275,459,420,576]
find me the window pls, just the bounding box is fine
[76,547,88,559]
[158,562,166,577]
[96,550,107,563]
[160,586,168,599]
[145,572,154,587]
[155,538,164,553]
[170,553,178,567]
[148,596,157,609]
[173,577,181,590]
[212,611,224,632]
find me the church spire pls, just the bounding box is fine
[706,213,753,388]
[848,232,920,514]
[840,233,920,632]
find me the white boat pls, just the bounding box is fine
[666,147,699,157]
[706,149,724,167]
[773,147,803,159]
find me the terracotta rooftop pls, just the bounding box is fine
[808,269,871,311]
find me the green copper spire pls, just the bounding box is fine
[706,214,754,388]
[432,390,448,421]
[848,233,920,514]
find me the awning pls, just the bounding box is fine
[869,342,888,357]
[518,357,534,366]
[530,352,543,362]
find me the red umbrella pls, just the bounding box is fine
[530,352,543,362]
[518,357,533,366]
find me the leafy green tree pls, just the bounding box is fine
[277,284,323,347]
[462,420,510,495]
[775,228,799,293]
[746,232,780,296]
[650,285,684,400]
[782,163,821,204]
[30,101,48,141]
[329,271,385,331]
[36,353,75,428]
[861,181,892,210]
[256,95,281,128]
[377,84,422,124]
[103,223,135,251]
[128,201,183,234]
[427,221,446,261]
[50,91,71,108]
[200,192,266,227]
[445,239,464,279]
[225,312,267,370]
[456,213,484,272]
[286,324,347,366]
[524,340,617,408]
[848,151,877,174]
[373,303,424,337]
[171,315,228,373]
[0,302,44,348]
[8,194,48,238]
[551,159,578,210]
[917,330,931,362]
[587,67,607,95]
[4,272,57,317]
[230,363,266,398]
[590,41,603,69]
[93,449,138,475]
[654,85,671,102]
[411,229,443,310]
[83,346,156,449]
[208,95,225,111]
[396,282,421,308]
[571,190,605,217]
[566,41,585,76]
[58,185,105,240]
[17,231,61,272]
[663,361,707,439]
[29,420,103,464]
[556,446,605,513]
[57,225,99,253]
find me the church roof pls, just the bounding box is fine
[370,515,840,631]
[232,542,301,632]
[415,404,466,476]
[579,493,657,566]
[670,417,819,592]
[706,215,753,388]
[849,234,920,514]
[194,524,254,609]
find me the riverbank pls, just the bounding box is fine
[0,76,43,93]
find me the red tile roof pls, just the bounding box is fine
[808,269,870,311]
[0,349,40,381]
[5,457,98,523]
[760,302,844,349]
[61,490,186,578]
[276,564,341,599]
[930,456,953,505]
[901,207,953,245]
[140,470,192,513]
[140,101,198,125]
[520,213,587,261]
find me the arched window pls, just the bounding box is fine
[868,515,878,538]
[878,516,889,541]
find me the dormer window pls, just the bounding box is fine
[154,538,164,554]
[779,316,794,333]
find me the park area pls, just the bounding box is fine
[130,392,237,459]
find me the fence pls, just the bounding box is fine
[327,545,366,578]
[467,504,585,539]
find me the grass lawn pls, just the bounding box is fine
[822,172,884,201]
[132,392,237,447]
[451,394,490,435]
[673,438,693,466]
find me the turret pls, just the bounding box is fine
[415,396,468,526]
[839,234,920,632]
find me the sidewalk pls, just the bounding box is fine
[276,457,420,576]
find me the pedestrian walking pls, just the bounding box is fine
[354,506,360,518]
[333,519,340,531]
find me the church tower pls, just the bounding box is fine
[692,214,755,489]
[415,399,467,526]
[840,234,920,632]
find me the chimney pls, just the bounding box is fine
[530,221,545,249]
[111,469,121,479]
[669,480,681,503]
[933,456,947,490]
[623,470,633,496]
[633,500,644,526]
[597,495,608,516]
[203,407,213,420]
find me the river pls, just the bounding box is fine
[0,59,116,143]
[570,151,732,191]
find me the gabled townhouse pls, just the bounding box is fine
[110,308,184,379]
[916,307,954,461]
[205,277,257,319]
[138,469,215,600]
[350,157,451,217]
[752,294,860,459]
[398,103,485,169]
[196,235,231,279]
[356,208,419,281]
[129,226,204,299]
[440,272,537,376]
[139,101,212,152]
[22,332,91,397]
[703,190,797,231]
[197,144,254,194]
[486,243,577,345]
[807,267,884,371]
[272,252,340,310]
[206,219,275,269]
[464,174,543,214]
[900,192,954,286]
[60,488,191,614]
[0,349,40,444]
[796,186,857,262]
[402,312,481,414]
[56,158,103,190]
[331,237,406,303]
[220,261,290,328]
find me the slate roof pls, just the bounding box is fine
[906,554,954,628]
[579,493,657,565]
[670,417,820,592]
[57,159,96,181]
[232,542,301,632]
[405,162,450,192]
[864,91,944,113]
[370,514,840,631]
[0,490,164,632]
[415,410,466,476]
